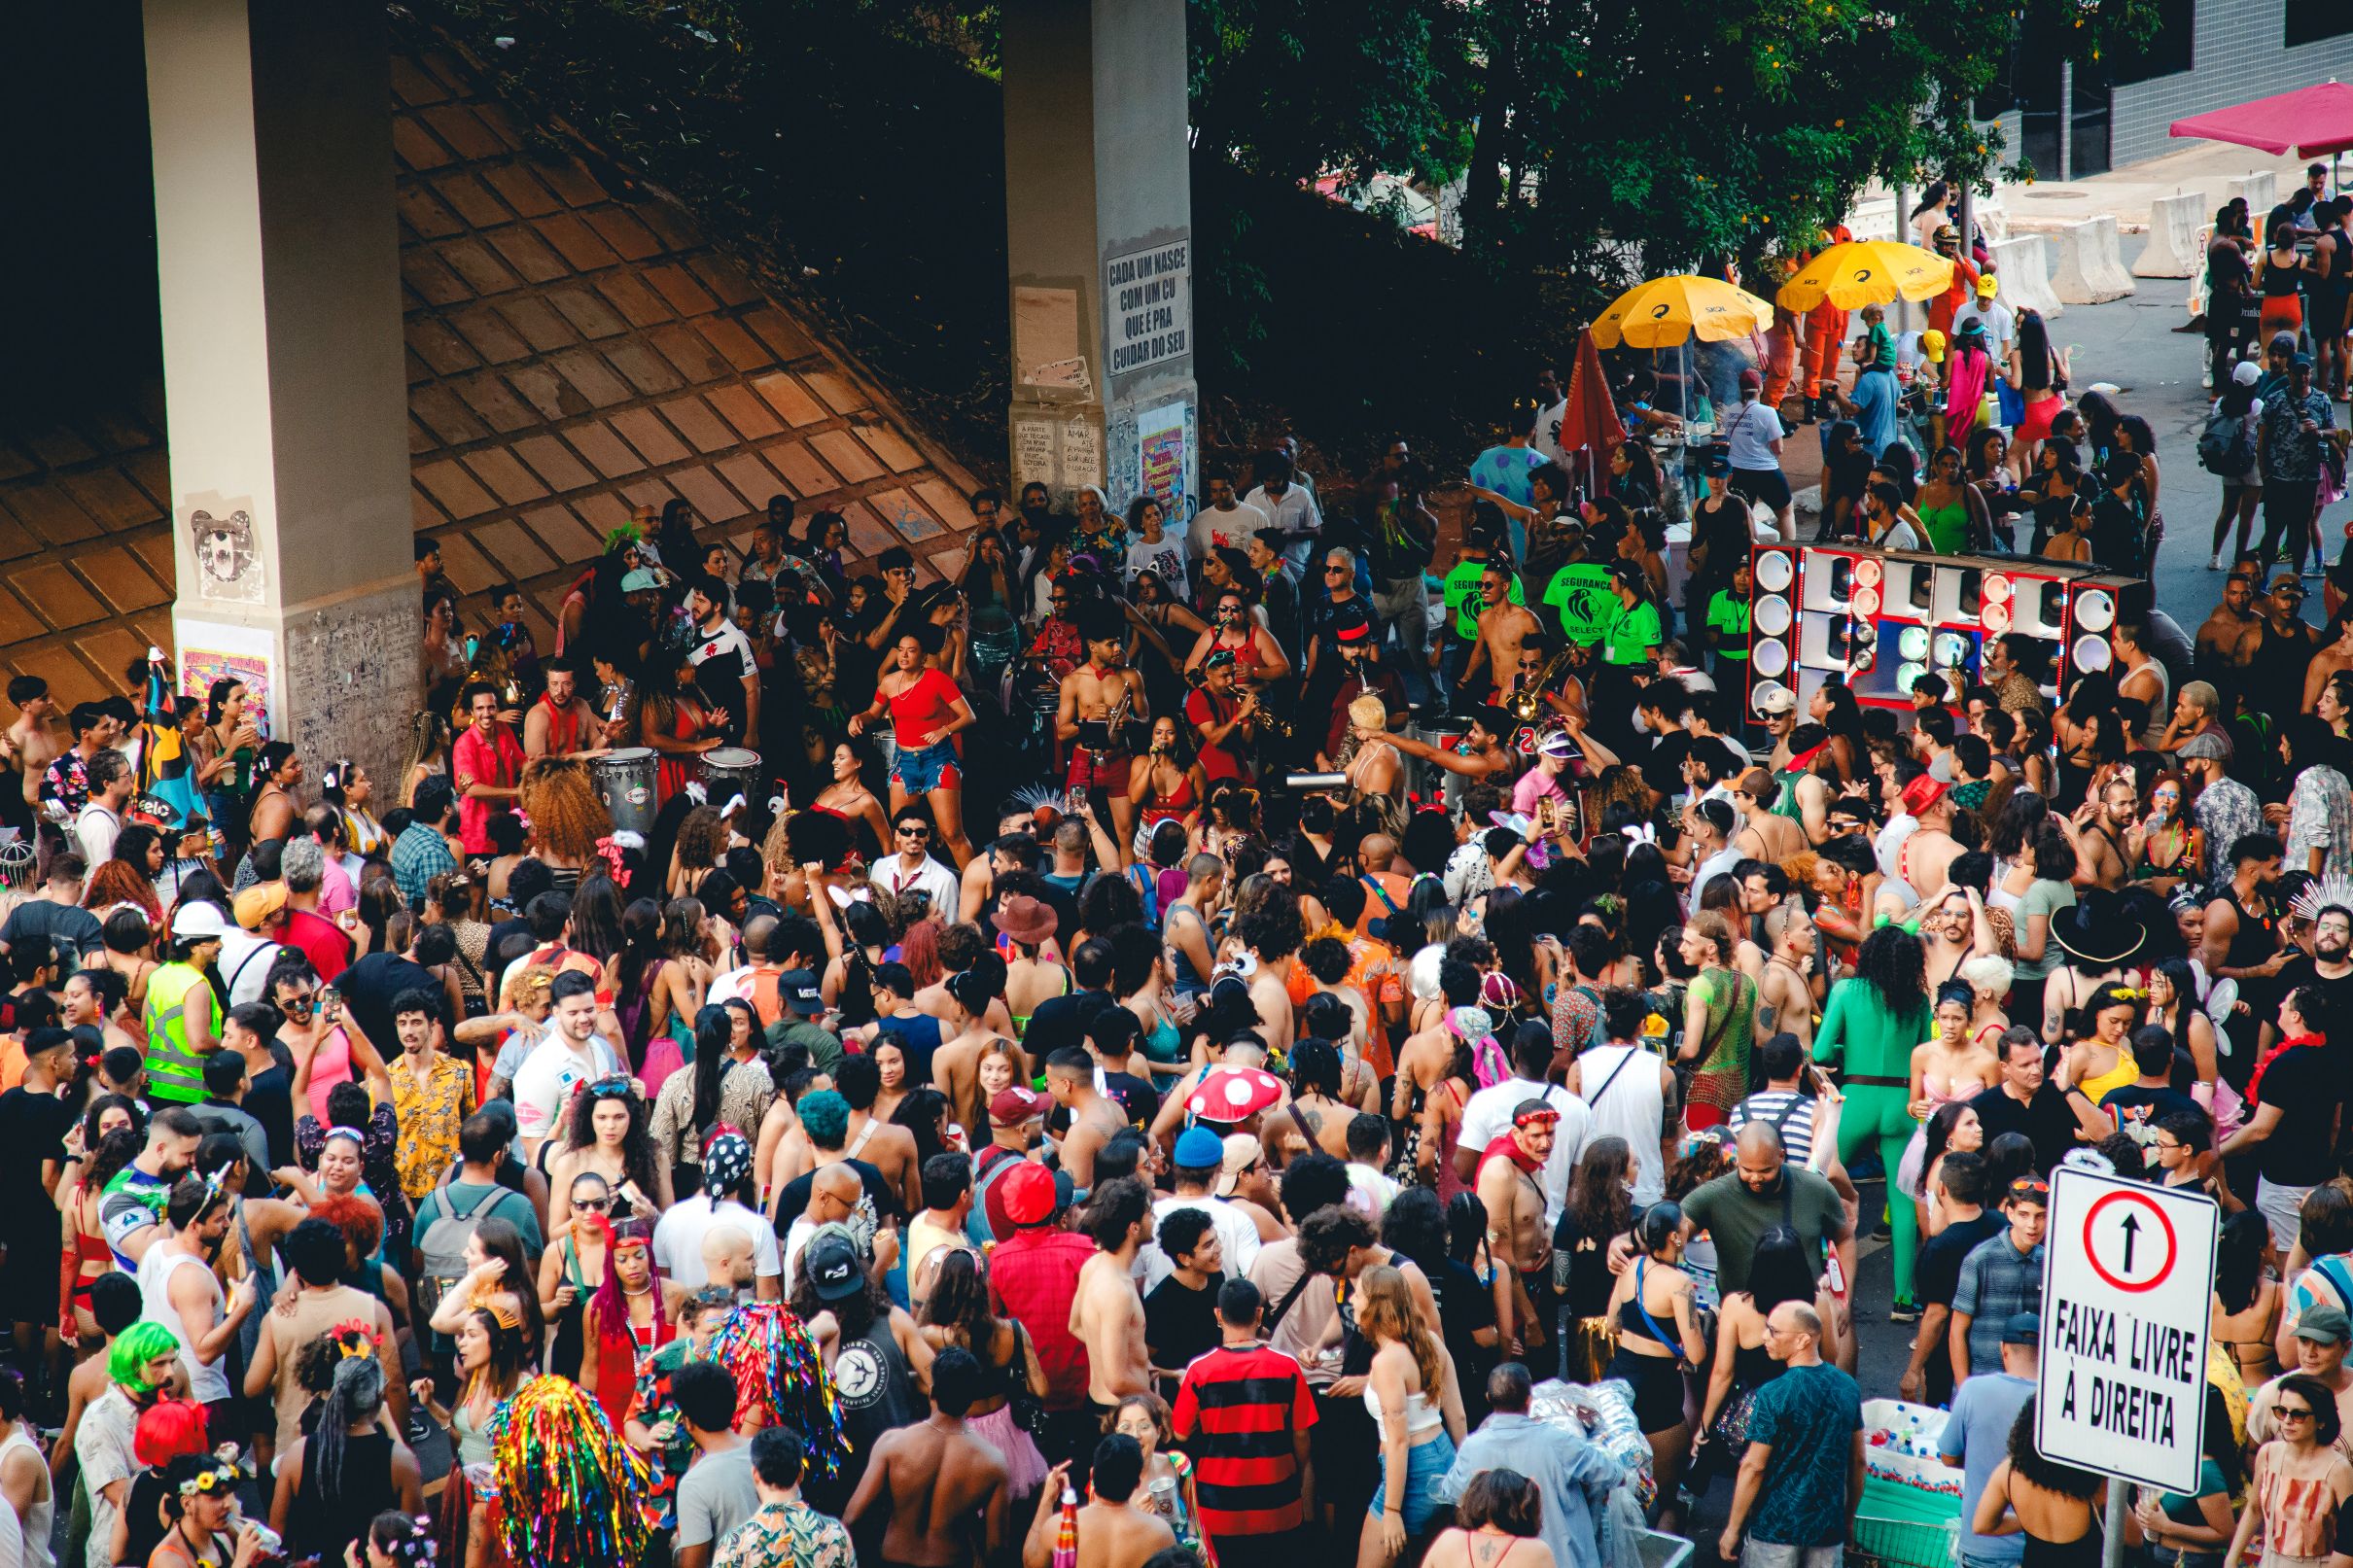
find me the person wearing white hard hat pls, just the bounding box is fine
[143,899,228,1106]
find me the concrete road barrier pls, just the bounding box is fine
[2134,192,2203,277]
[2047,216,2136,303]
[2228,170,2276,218]
[1989,233,2064,320]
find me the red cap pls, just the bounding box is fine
[1001,1162,1059,1226]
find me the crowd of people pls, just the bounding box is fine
[9,161,2353,1568]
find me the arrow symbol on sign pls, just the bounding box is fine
[2119,1213,2140,1272]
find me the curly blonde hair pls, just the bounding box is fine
[519,757,612,863]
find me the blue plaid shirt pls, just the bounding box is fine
[1952,1232,2044,1375]
[390,819,457,908]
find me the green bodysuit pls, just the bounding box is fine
[1812,977,1933,1307]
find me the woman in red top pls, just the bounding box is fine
[849,627,978,867]
[1128,715,1206,835]
[641,651,722,806]
[577,1216,684,1434]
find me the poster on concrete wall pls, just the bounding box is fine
[1138,401,1188,514]
[1014,421,1055,487]
[1104,240,1191,381]
[176,618,275,744]
[1061,420,1102,490]
[1013,287,1090,395]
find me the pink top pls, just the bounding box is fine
[1511,768,1569,819]
[304,1027,354,1125]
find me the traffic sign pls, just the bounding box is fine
[2037,1166,2219,1493]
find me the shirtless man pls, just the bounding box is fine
[1045,1048,1127,1192]
[2065,777,2138,892]
[847,1346,1009,1568]
[1892,776,1961,904]
[957,812,1039,925]
[1457,563,1543,704]
[1729,768,1808,862]
[1241,908,1301,1058]
[836,1054,923,1216]
[930,970,1012,1150]
[1753,908,1820,1053]
[522,656,604,759]
[1473,1100,1558,1362]
[1058,619,1150,854]
[2193,569,2259,698]
[3,676,59,826]
[1070,1177,1152,1411]
[1387,706,1517,787]
[1021,1442,1173,1568]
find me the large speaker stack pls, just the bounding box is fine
[1744,543,2150,723]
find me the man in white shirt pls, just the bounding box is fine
[1951,274,2016,361]
[651,1132,783,1300]
[869,809,962,910]
[1140,1126,1263,1290]
[1722,368,1793,540]
[1243,452,1322,574]
[685,574,760,750]
[1189,470,1269,561]
[1452,1021,1591,1228]
[509,970,621,1155]
[75,749,132,869]
[1686,798,1743,902]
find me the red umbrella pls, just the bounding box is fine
[1561,327,1626,501]
[2170,81,2353,158]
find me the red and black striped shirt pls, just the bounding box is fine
[1170,1342,1319,1537]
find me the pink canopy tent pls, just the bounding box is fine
[2169,80,2353,158]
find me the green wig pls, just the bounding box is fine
[110,1320,183,1391]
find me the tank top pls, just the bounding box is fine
[834,1313,926,1457]
[142,961,220,1104]
[138,1246,231,1402]
[1579,1044,1668,1203]
[1915,496,1971,554]
[1363,1381,1444,1441]
[2265,254,2304,298]
[0,1425,53,1568]
[289,1429,402,1564]
[2251,620,2317,711]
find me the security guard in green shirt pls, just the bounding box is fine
[1705,556,1754,673]
[1598,561,1662,666]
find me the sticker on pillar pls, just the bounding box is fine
[1014,421,1055,487]
[1061,422,1102,490]
[189,507,263,604]
[177,619,275,747]
[1138,402,1188,515]
[1103,240,1191,380]
[1014,287,1088,395]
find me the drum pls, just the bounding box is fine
[969,607,1019,691]
[590,748,658,837]
[1416,717,1473,813]
[700,746,763,806]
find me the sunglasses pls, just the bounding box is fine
[574,1197,612,1213]
[2279,1405,2316,1421]
[587,1074,632,1096]
[897,824,931,837]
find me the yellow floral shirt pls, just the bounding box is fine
[391,1053,476,1201]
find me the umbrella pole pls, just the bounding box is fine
[1893,178,1911,331]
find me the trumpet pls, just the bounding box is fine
[1245,690,1291,740]
[1506,645,1578,724]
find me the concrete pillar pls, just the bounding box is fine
[144,0,415,791]
[1001,0,1199,523]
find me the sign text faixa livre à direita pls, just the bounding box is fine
[2045,1296,2201,1444]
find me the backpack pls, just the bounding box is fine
[415,1184,506,1321]
[2198,408,2253,477]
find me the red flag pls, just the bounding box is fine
[1561,327,1627,502]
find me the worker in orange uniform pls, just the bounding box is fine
[1925,223,1983,338]
[1798,226,1853,423]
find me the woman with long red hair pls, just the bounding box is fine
[578,1215,685,1433]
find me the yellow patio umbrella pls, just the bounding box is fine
[1590,274,1776,349]
[1774,239,1953,313]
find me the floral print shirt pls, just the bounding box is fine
[714,1500,856,1568]
[388,1053,476,1201]
[2286,765,2353,880]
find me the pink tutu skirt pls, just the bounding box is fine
[969,1405,1050,1497]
